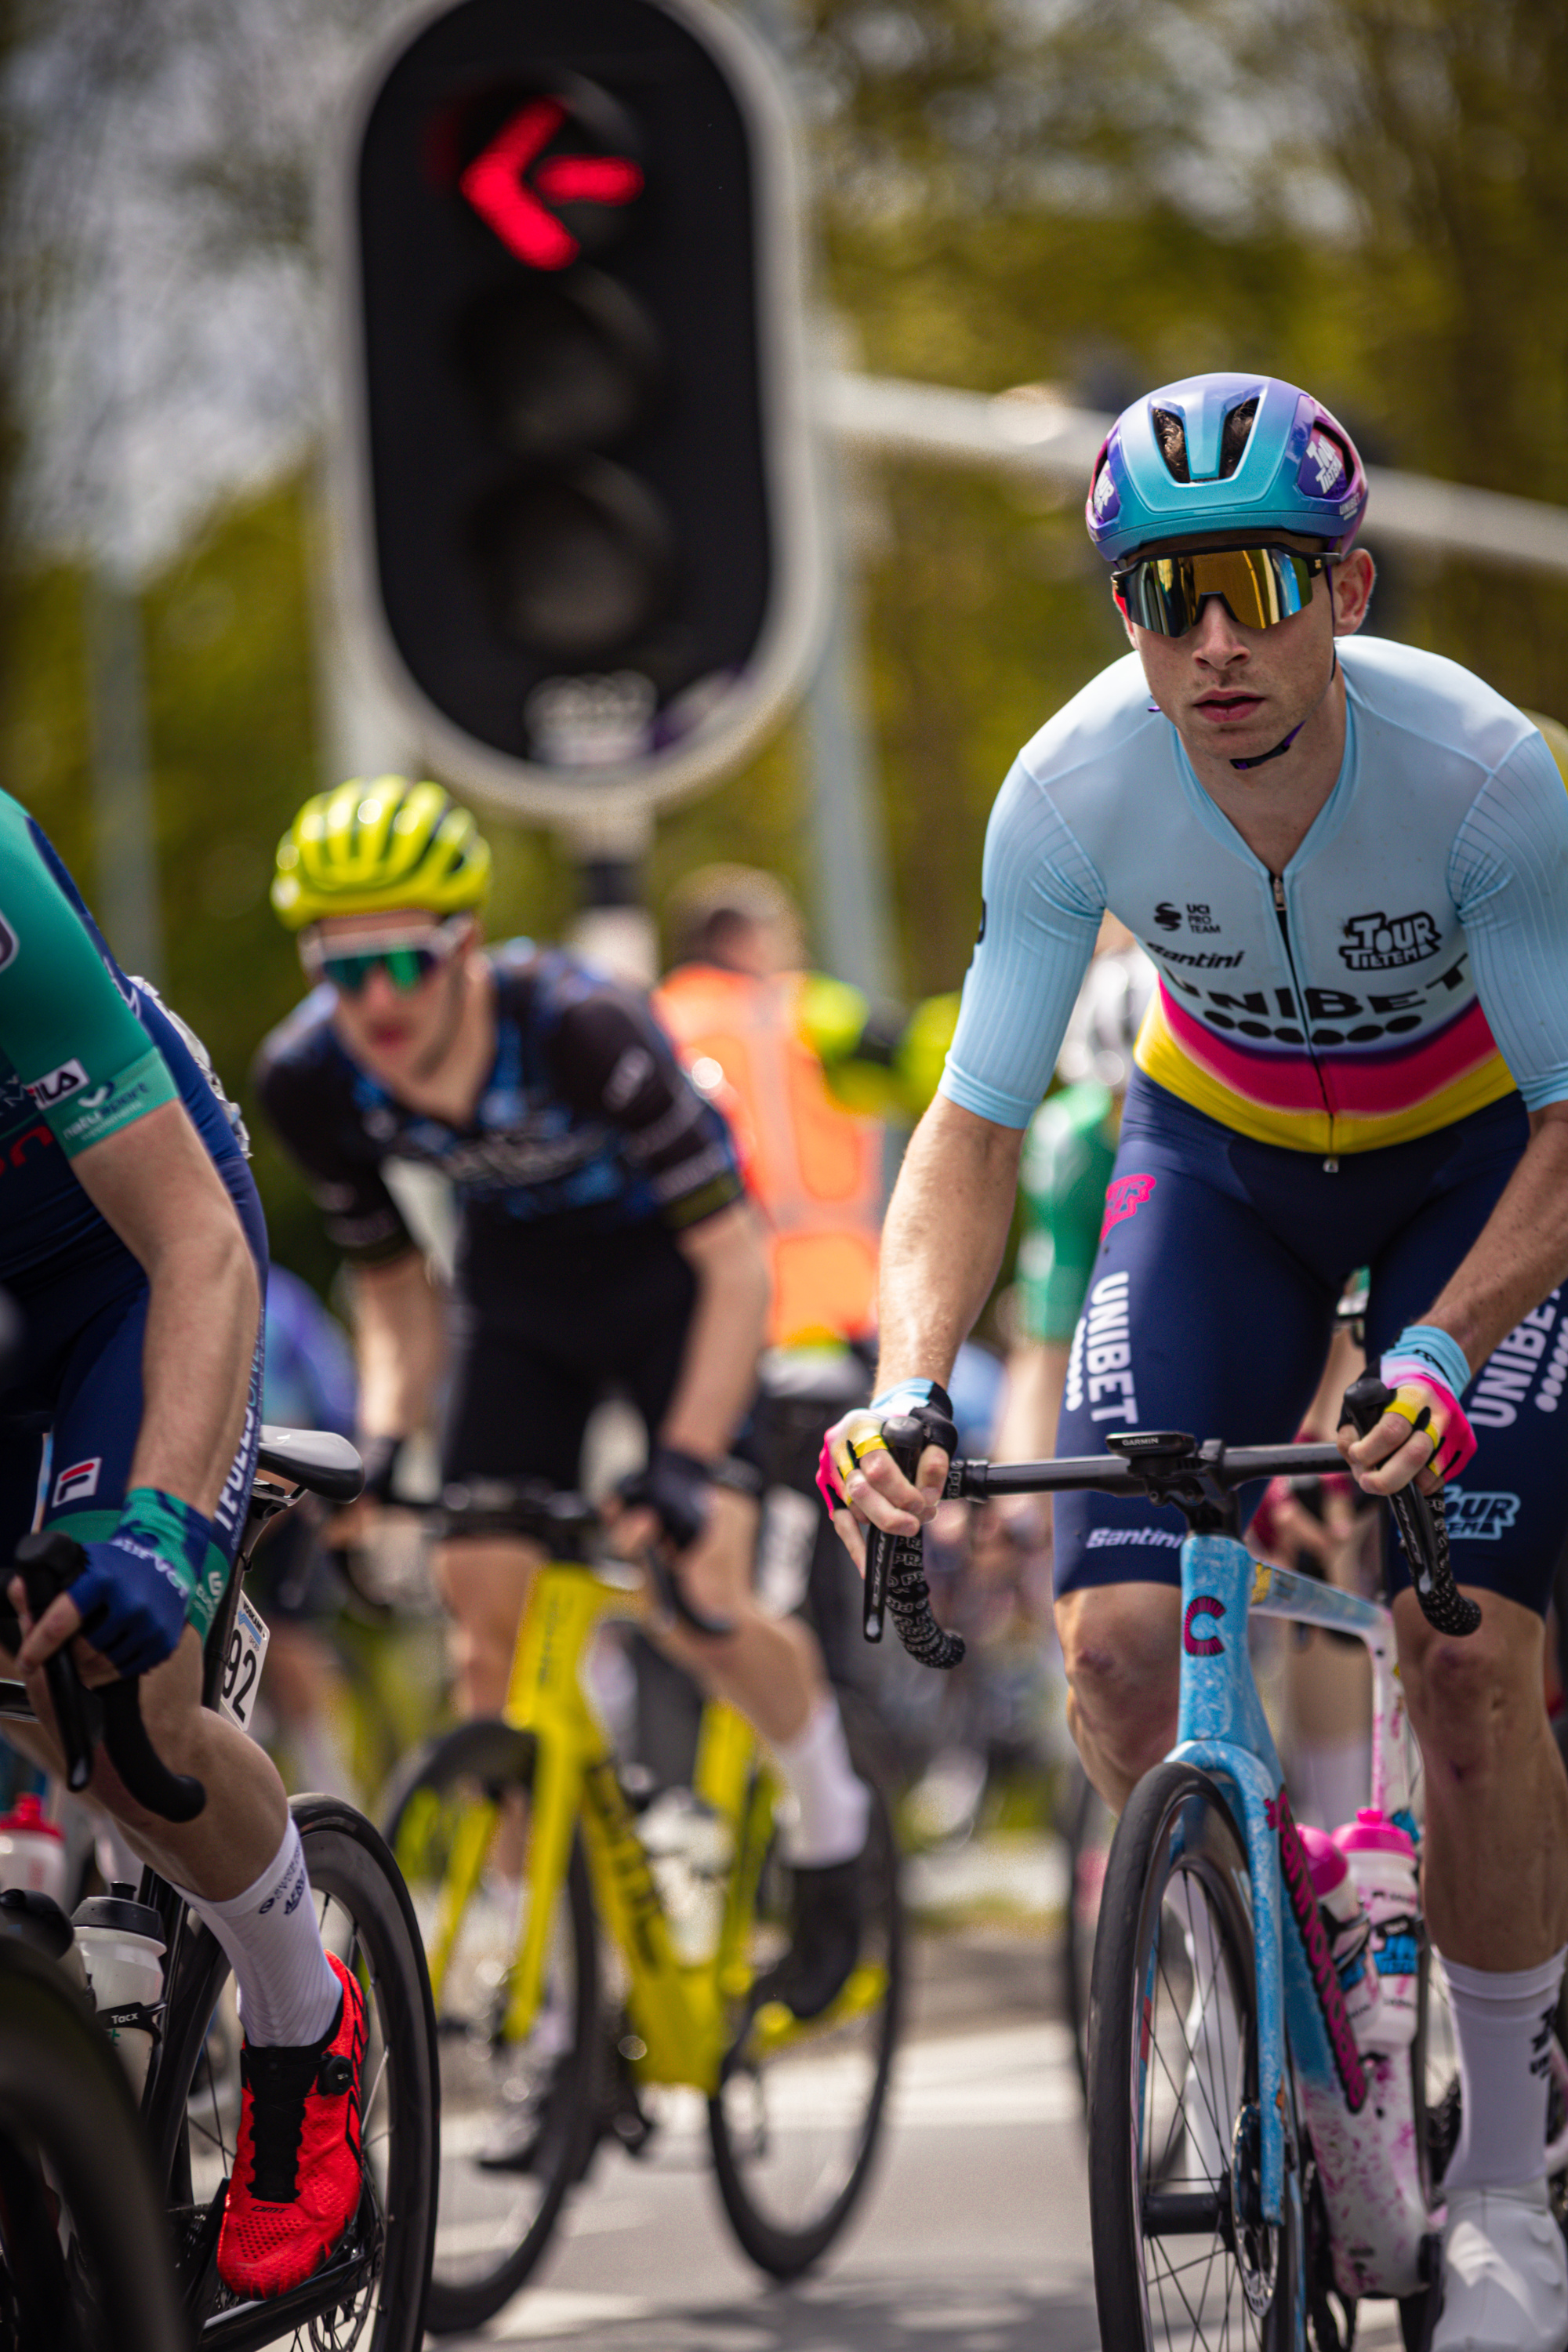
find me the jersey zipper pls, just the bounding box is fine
[1269,872,1338,1166]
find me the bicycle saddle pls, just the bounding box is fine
[256,1426,365,1505]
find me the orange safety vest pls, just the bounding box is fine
[652,964,884,1347]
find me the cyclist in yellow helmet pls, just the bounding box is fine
[256,781,871,2041]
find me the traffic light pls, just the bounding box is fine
[339,0,823,818]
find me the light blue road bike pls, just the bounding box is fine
[861,1386,1568,2351]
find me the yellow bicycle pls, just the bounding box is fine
[385,1481,902,2337]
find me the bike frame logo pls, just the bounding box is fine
[1182,1595,1225,1657]
[1272,1784,1368,2111]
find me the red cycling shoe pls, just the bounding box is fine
[216,1951,367,2299]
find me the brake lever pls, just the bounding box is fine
[641,1541,736,1641]
[1340,1374,1479,1638]
[862,1416,965,1671]
[13,1530,209,1818]
[15,1534,103,1793]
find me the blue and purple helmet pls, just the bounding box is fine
[1084,373,1368,564]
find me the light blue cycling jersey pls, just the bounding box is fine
[942,637,1568,1156]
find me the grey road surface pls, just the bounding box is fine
[428,1926,1406,2351]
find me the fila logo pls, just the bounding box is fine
[53,1457,103,1506]
[26,1058,88,1108]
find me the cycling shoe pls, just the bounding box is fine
[751,1849,863,2023]
[1432,2180,1568,2352]
[217,1951,366,2299]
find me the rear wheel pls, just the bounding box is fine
[708,1693,903,2278]
[149,1795,438,2351]
[385,1719,598,2335]
[1087,1760,1301,2350]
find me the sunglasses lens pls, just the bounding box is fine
[1116,547,1321,636]
[320,942,444,994]
[383,947,438,992]
[321,954,374,994]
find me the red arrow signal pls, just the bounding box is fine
[460,98,644,270]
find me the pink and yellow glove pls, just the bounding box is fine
[816,1381,958,1519]
[1378,1324,1475,1483]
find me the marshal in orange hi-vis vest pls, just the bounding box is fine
[653,964,884,1347]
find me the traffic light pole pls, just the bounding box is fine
[803,443,896,1002]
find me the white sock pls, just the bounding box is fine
[176,1819,341,2049]
[771,1699,870,1867]
[1439,1946,1566,2192]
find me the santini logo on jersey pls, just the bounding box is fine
[25,1058,88,1108]
[1339,909,1442,972]
[52,1457,102,1506]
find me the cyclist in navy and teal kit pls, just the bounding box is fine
[825,374,1568,2349]
[257,780,872,2027]
[0,791,368,2299]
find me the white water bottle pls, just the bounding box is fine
[638,1788,733,1966]
[0,1793,68,1905]
[1334,1809,1421,2050]
[1298,1824,1382,2044]
[73,1882,166,2098]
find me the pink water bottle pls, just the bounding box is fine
[1299,1823,1383,2044]
[0,1793,68,1904]
[1334,1808,1421,2050]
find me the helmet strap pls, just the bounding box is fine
[1229,648,1338,773]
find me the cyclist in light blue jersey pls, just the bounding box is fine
[825,373,1568,2352]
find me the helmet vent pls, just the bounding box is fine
[1218,398,1258,478]
[1152,408,1190,483]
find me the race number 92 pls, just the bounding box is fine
[219,1593,270,1734]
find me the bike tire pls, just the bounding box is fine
[1062,1761,1113,2107]
[1087,1759,1301,2351]
[708,1690,904,2278]
[0,1935,187,2352]
[383,1717,599,2336]
[148,1794,439,2351]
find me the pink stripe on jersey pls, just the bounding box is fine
[1324,999,1500,1116]
[1158,987,1324,1113]
[1156,984,1501,1120]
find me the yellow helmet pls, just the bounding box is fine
[271,779,492,931]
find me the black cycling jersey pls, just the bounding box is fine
[253,941,745,1269]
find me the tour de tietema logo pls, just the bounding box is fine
[1339,909,1442,972]
[1444,1488,1521,1541]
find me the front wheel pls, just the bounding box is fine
[1087,1759,1301,2350]
[384,1719,599,2336]
[708,1692,904,2278]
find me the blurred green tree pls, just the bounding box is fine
[2,0,1567,1292]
